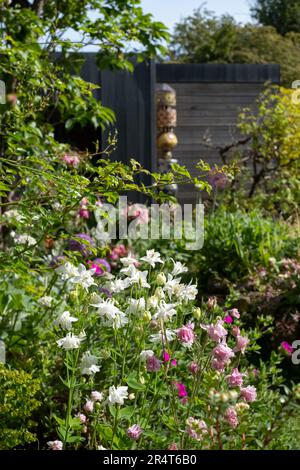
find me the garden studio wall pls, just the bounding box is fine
[156,64,280,204]
[79,56,280,204]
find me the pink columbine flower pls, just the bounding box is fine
[109,244,127,261]
[189,362,199,375]
[91,391,103,402]
[211,358,226,372]
[78,197,90,219]
[234,335,249,354]
[171,359,177,367]
[177,324,195,348]
[212,343,235,364]
[146,355,162,372]
[163,351,170,362]
[225,406,239,429]
[63,154,80,167]
[167,442,178,450]
[240,385,257,403]
[281,341,293,355]
[76,412,87,424]
[127,424,143,441]
[226,368,246,388]
[47,440,63,450]
[201,319,228,342]
[232,326,241,337]
[175,382,188,398]
[224,315,233,324]
[228,308,240,319]
[186,417,208,441]
[84,400,94,413]
[79,209,90,219]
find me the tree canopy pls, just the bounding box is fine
[170,7,300,87]
[250,0,300,35]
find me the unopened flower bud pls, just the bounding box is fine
[149,320,159,330]
[128,393,135,400]
[229,390,238,400]
[142,311,152,322]
[156,272,166,286]
[69,290,78,301]
[235,402,250,412]
[207,297,217,310]
[192,307,201,320]
[154,287,165,300]
[221,393,229,403]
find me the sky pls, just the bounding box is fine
[140,0,252,32]
[65,0,253,49]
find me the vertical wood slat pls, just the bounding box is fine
[99,60,156,197]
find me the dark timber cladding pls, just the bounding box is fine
[100,59,156,192]
[81,54,156,201]
[157,64,280,204]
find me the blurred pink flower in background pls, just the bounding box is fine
[207,169,228,190]
[281,341,294,355]
[88,258,111,277]
[62,154,80,167]
[127,204,149,224]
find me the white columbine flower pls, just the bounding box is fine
[56,261,79,281]
[140,249,164,268]
[150,329,176,344]
[91,298,121,318]
[38,296,54,307]
[11,231,36,246]
[126,298,146,315]
[163,274,184,299]
[140,350,154,360]
[127,267,150,289]
[120,252,138,267]
[147,295,159,310]
[108,278,131,293]
[171,260,188,277]
[80,351,100,375]
[179,282,198,302]
[90,298,127,329]
[71,264,96,290]
[153,301,177,322]
[3,210,25,222]
[108,385,128,405]
[56,332,85,350]
[55,311,78,331]
[110,311,128,329]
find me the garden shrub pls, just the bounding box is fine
[0,365,41,449]
[194,207,298,284]
[212,87,300,220]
